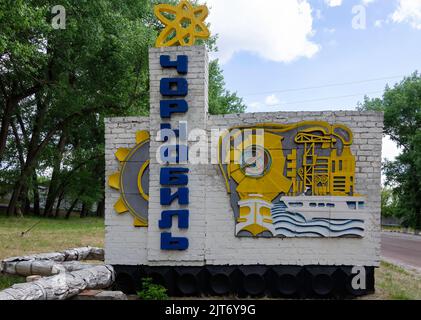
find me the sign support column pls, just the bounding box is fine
[147,46,209,265]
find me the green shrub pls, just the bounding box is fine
[137,277,168,300]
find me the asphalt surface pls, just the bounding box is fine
[381,232,421,269]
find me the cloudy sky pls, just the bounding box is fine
[205,0,421,161]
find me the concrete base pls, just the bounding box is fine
[112,265,375,299]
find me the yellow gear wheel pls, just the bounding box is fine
[108,131,150,227]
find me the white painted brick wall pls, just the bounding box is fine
[105,46,383,267]
[105,111,383,267]
[104,117,150,265]
[147,46,208,265]
[204,111,383,267]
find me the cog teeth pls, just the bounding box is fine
[133,218,148,227]
[110,131,150,228]
[108,173,121,190]
[115,148,130,162]
[136,131,150,145]
[114,197,128,214]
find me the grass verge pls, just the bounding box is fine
[371,261,421,300]
[0,216,104,260]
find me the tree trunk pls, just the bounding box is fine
[0,83,41,161]
[80,203,88,218]
[0,98,17,161]
[96,160,105,218]
[44,130,67,217]
[0,265,115,301]
[18,185,29,217]
[1,261,98,277]
[1,247,104,266]
[10,119,25,166]
[7,94,47,216]
[11,118,29,216]
[7,184,22,216]
[15,204,23,218]
[33,171,40,216]
[7,155,38,216]
[96,198,105,218]
[65,199,79,219]
[54,189,65,218]
[6,98,108,216]
[44,130,66,216]
[44,154,101,215]
[24,197,31,216]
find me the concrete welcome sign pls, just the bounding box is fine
[105,0,383,298]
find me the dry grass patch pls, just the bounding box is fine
[363,261,421,300]
[0,216,104,260]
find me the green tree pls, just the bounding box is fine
[381,188,398,218]
[1,0,246,217]
[208,60,246,115]
[0,0,49,162]
[359,72,421,230]
[1,0,156,215]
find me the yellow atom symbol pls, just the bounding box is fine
[154,0,210,47]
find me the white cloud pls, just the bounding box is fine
[362,0,376,5]
[374,19,384,28]
[207,0,320,64]
[315,9,323,20]
[325,0,342,7]
[324,0,377,8]
[247,102,264,113]
[247,102,285,113]
[247,94,284,113]
[392,0,421,29]
[382,136,402,161]
[265,94,281,106]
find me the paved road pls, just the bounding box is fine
[381,232,421,269]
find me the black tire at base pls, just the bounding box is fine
[113,265,375,299]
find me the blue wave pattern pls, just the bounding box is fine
[271,201,364,238]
